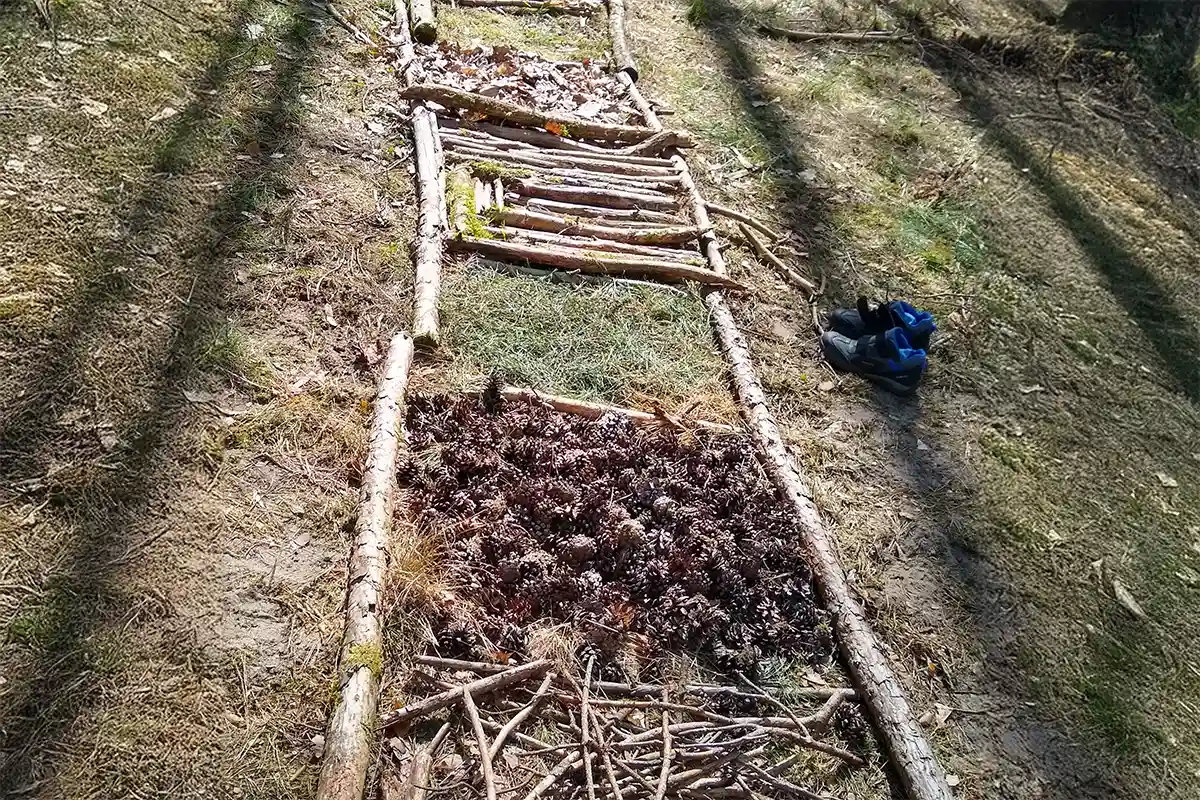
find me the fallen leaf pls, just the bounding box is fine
[148,105,178,124]
[80,98,109,117]
[245,22,265,39]
[1112,579,1147,620]
[157,49,180,65]
[183,388,220,404]
[26,134,44,148]
[817,380,835,392]
[366,120,388,135]
[575,99,603,118]
[946,774,961,788]
[4,159,26,174]
[322,303,338,327]
[917,439,930,451]
[544,120,567,136]
[248,63,273,73]
[1156,472,1179,488]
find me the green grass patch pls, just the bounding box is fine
[437,7,605,61]
[895,200,985,272]
[439,268,728,407]
[197,324,276,388]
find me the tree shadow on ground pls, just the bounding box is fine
[684,0,1184,797]
[0,1,320,789]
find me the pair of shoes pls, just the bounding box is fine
[820,298,936,396]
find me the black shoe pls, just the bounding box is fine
[828,298,937,352]
[820,327,927,396]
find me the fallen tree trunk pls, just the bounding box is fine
[454,0,601,13]
[606,0,637,81]
[400,83,694,146]
[618,70,955,800]
[512,179,680,212]
[316,332,415,800]
[450,236,746,290]
[480,225,705,263]
[490,206,706,244]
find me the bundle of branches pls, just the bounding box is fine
[416,40,633,125]
[381,657,869,800]
[400,392,835,675]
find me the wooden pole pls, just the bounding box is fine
[381,660,553,729]
[397,0,445,347]
[493,385,736,432]
[316,332,415,800]
[489,207,707,244]
[409,0,436,44]
[606,0,637,81]
[480,226,707,264]
[398,83,695,146]
[453,0,602,14]
[616,70,955,800]
[511,179,680,212]
[449,236,746,291]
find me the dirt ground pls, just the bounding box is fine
[3,0,1199,798]
[0,0,411,794]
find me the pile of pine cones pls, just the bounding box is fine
[401,391,834,675]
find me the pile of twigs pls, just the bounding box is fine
[381,657,867,800]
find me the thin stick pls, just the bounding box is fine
[381,660,552,729]
[463,690,497,800]
[316,333,414,800]
[758,23,912,43]
[521,751,583,800]
[587,706,626,800]
[704,202,781,242]
[581,659,597,800]
[806,688,854,734]
[489,672,556,760]
[489,207,707,245]
[741,760,830,800]
[492,385,735,432]
[734,670,809,737]
[737,222,817,294]
[653,688,671,800]
[453,0,601,14]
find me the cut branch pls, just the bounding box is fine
[759,23,912,43]
[704,202,782,242]
[462,690,497,800]
[489,207,707,244]
[480,226,704,264]
[316,332,414,800]
[408,0,435,43]
[512,179,680,212]
[489,672,556,759]
[738,222,816,294]
[450,236,746,291]
[401,83,693,146]
[381,660,552,729]
[606,0,637,80]
[446,142,677,176]
[454,0,601,13]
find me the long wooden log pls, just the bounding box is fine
[439,117,613,153]
[316,332,415,800]
[517,196,679,224]
[481,226,705,264]
[616,72,955,800]
[454,0,602,14]
[445,141,677,174]
[479,258,689,293]
[490,207,706,244]
[512,180,680,212]
[451,236,745,290]
[381,660,553,729]
[400,83,694,146]
[409,0,435,44]
[540,172,682,194]
[606,0,637,81]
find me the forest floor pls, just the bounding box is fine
[2,0,1199,798]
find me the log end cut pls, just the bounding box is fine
[413,20,437,44]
